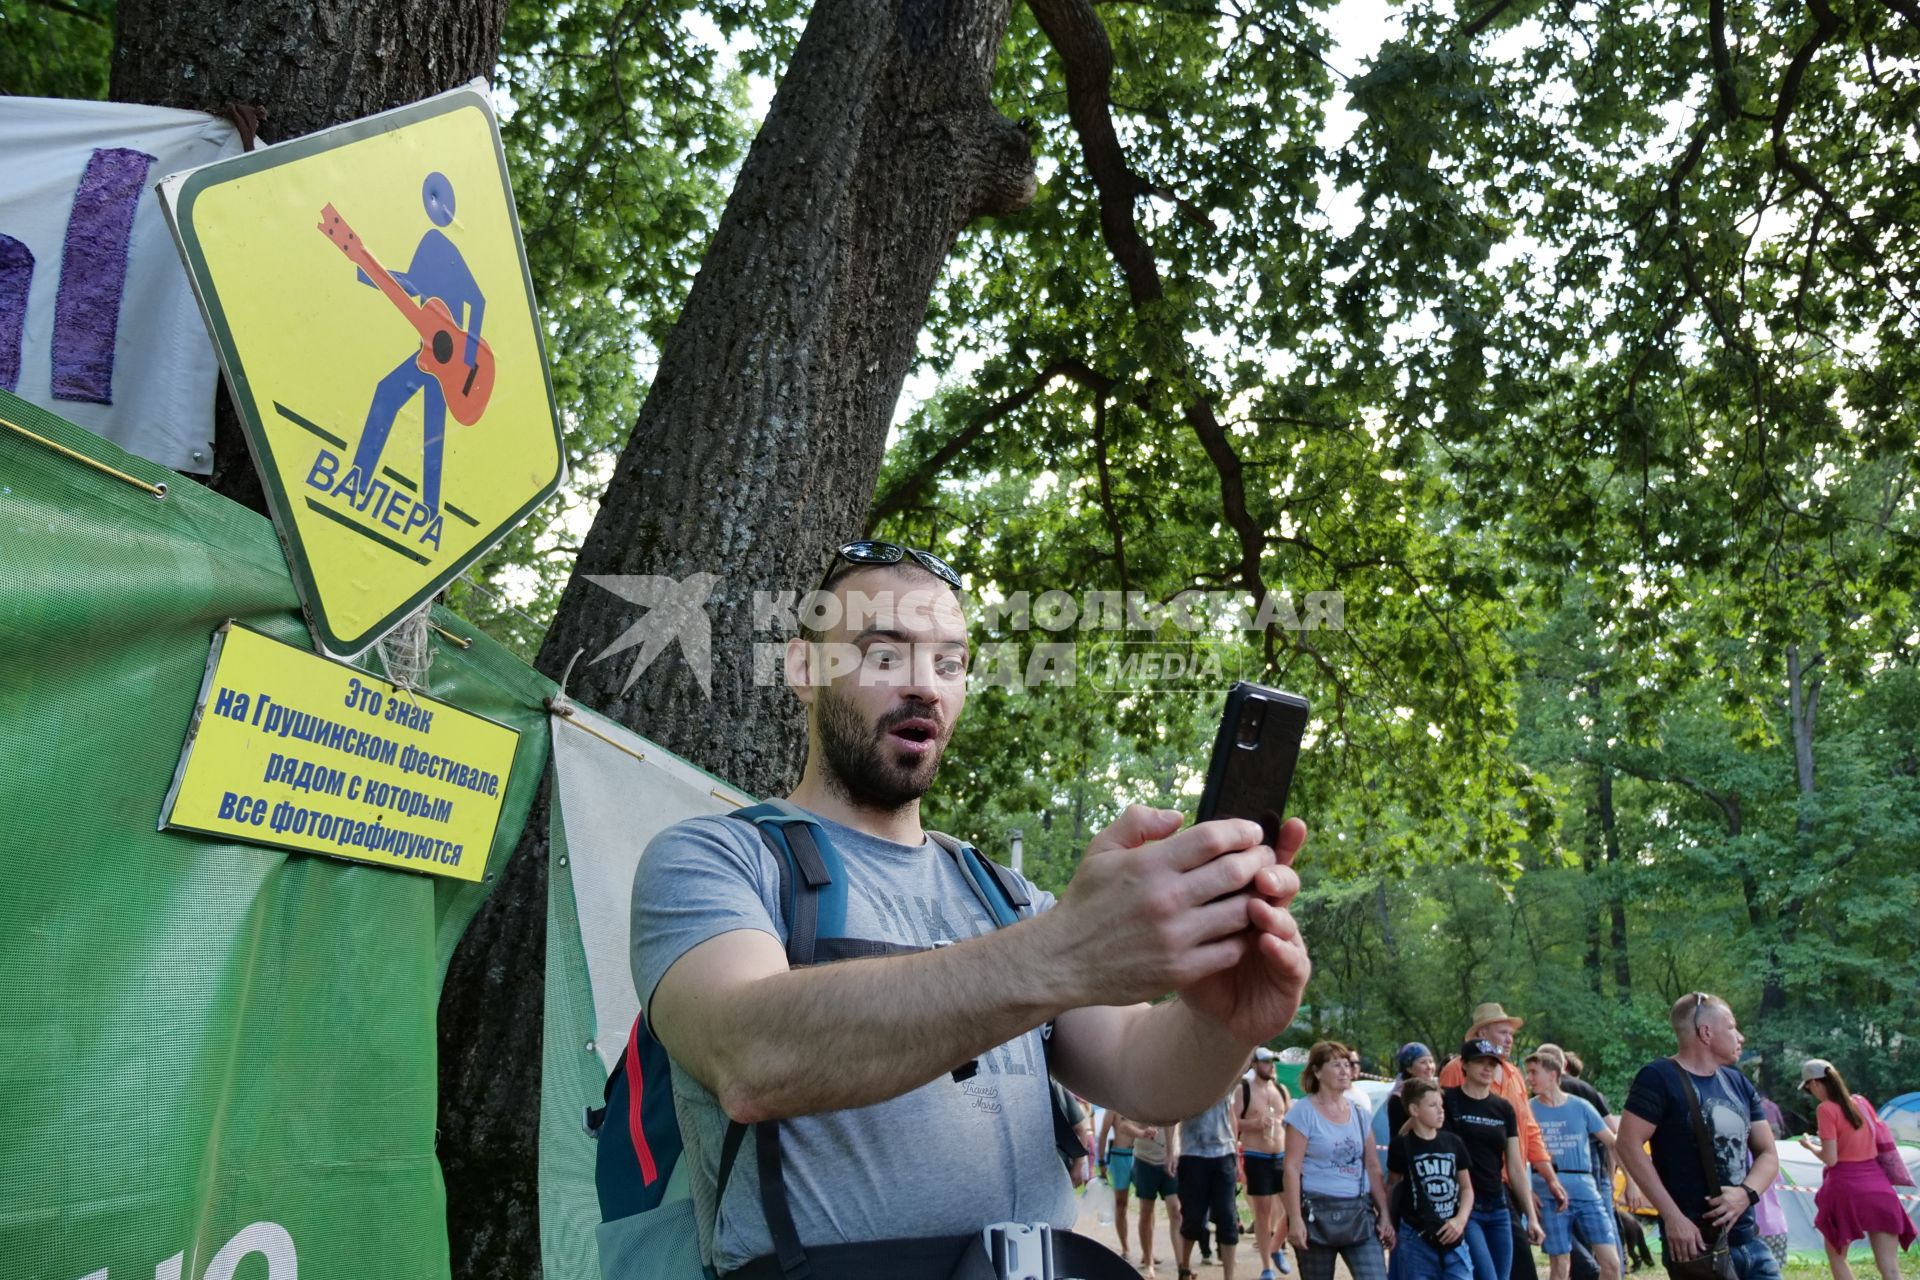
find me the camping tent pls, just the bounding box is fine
[1770,1137,1920,1258]
[1881,1094,1920,1145]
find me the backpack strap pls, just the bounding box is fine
[1667,1059,1732,1242]
[928,830,1029,927]
[735,802,847,966]
[726,802,858,1280]
[625,1015,659,1186]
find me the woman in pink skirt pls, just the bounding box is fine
[1798,1059,1914,1280]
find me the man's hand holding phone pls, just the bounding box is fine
[1043,682,1313,1042]
[1180,681,1313,1042]
[1048,807,1282,1005]
[1177,812,1310,1046]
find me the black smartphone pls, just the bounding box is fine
[1196,681,1310,848]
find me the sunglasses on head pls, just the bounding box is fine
[818,540,963,591]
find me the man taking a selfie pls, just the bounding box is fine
[633,543,1313,1278]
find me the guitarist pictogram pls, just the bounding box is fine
[317,171,492,515]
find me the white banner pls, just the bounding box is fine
[549,705,753,1075]
[0,97,241,473]
[539,704,753,1279]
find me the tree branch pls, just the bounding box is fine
[1027,0,1158,305]
[866,358,1113,531]
[1708,0,1742,123]
[28,0,107,24]
[1090,393,1131,597]
[1030,0,1273,631]
[1459,0,1519,41]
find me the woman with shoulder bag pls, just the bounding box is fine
[1797,1059,1915,1280]
[1283,1041,1395,1280]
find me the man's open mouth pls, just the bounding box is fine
[885,718,938,750]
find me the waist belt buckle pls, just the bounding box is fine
[982,1221,1055,1280]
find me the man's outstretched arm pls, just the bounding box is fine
[649,808,1280,1124]
[1046,812,1310,1123]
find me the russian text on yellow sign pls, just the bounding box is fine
[163,86,562,657]
[162,625,521,882]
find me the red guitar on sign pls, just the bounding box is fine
[317,202,496,425]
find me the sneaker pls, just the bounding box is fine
[1261,1272,1277,1280]
[1274,1250,1291,1275]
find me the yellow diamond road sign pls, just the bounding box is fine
[161,86,563,657]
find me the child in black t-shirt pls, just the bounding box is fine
[1388,1080,1475,1280]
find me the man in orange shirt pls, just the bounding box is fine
[1439,1003,1569,1280]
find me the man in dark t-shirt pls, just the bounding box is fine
[1614,994,1782,1280]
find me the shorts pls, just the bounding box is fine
[1133,1158,1179,1201]
[1534,1176,1617,1258]
[1245,1150,1284,1197]
[1108,1148,1136,1193]
[1179,1153,1242,1245]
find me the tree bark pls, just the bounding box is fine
[109,0,510,511]
[1594,763,1632,1004]
[1582,764,1605,997]
[435,2,1034,1273]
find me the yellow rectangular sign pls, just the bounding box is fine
[161,624,520,881]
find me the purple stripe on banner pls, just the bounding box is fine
[51,146,157,405]
[0,235,31,393]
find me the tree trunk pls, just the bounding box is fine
[1745,643,1824,1087]
[109,0,510,510]
[1373,880,1398,960]
[435,2,1034,1273]
[1582,766,1605,997]
[1763,644,1821,1025]
[1594,763,1632,1004]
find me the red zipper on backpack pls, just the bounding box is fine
[628,1021,659,1185]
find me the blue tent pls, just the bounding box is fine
[1881,1093,1920,1144]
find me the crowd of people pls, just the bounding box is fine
[1093,996,1914,1280]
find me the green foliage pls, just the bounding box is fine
[881,0,1918,1096]
[0,0,112,99]
[449,0,804,642]
[58,0,1919,1093]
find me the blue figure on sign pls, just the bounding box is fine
[317,172,493,517]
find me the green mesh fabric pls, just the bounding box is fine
[541,796,617,1280]
[0,388,553,1279]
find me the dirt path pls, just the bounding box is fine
[1069,1190,1336,1280]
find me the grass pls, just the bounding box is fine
[1528,1250,1920,1280]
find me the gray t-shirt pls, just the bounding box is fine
[1181,1094,1239,1159]
[1285,1095,1374,1198]
[630,809,1074,1272]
